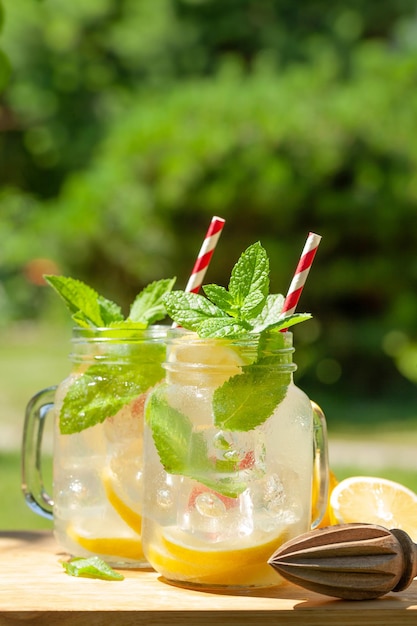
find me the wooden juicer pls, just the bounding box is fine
[268,523,417,600]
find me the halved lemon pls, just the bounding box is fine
[167,334,248,387]
[102,469,142,534]
[147,526,285,583]
[68,525,144,561]
[330,475,417,540]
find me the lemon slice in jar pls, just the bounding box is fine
[68,469,144,561]
[167,333,249,387]
[146,526,286,584]
[68,523,144,561]
[102,469,142,534]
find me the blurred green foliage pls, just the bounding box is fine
[2,0,417,408]
[0,1,11,91]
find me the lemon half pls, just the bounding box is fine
[330,475,417,540]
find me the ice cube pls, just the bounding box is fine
[194,491,227,517]
[263,473,286,513]
[157,487,174,510]
[250,472,305,533]
[54,472,101,515]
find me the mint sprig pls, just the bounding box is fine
[45,274,175,434]
[45,275,176,329]
[45,275,123,328]
[164,242,311,337]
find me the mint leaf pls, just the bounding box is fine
[269,312,312,332]
[146,390,246,498]
[164,291,228,331]
[197,317,250,338]
[98,295,124,326]
[203,284,236,316]
[62,557,124,581]
[146,388,210,475]
[228,242,269,307]
[60,343,165,434]
[45,275,105,328]
[191,475,247,499]
[240,288,267,320]
[250,294,285,333]
[213,359,291,431]
[250,295,311,333]
[128,278,176,325]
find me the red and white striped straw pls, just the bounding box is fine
[281,231,322,318]
[184,216,226,294]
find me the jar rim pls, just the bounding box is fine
[71,324,170,343]
[164,328,296,373]
[167,328,293,342]
[166,328,294,353]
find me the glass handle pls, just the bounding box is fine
[21,386,57,520]
[310,400,329,529]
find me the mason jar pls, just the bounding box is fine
[22,325,167,568]
[141,330,328,588]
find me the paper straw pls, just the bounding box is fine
[281,232,322,321]
[172,216,225,328]
[184,216,226,294]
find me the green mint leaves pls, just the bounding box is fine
[60,345,165,434]
[127,278,176,326]
[45,275,176,329]
[212,358,291,432]
[45,274,174,434]
[45,275,123,328]
[164,242,311,338]
[146,390,248,498]
[62,556,124,581]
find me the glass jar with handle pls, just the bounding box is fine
[22,325,167,568]
[141,329,328,588]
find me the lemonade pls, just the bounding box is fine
[141,243,328,588]
[142,330,326,587]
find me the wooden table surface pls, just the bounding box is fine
[1,531,417,626]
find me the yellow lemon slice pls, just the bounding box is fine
[147,526,285,583]
[68,525,144,561]
[330,476,417,540]
[102,470,142,534]
[167,335,248,387]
